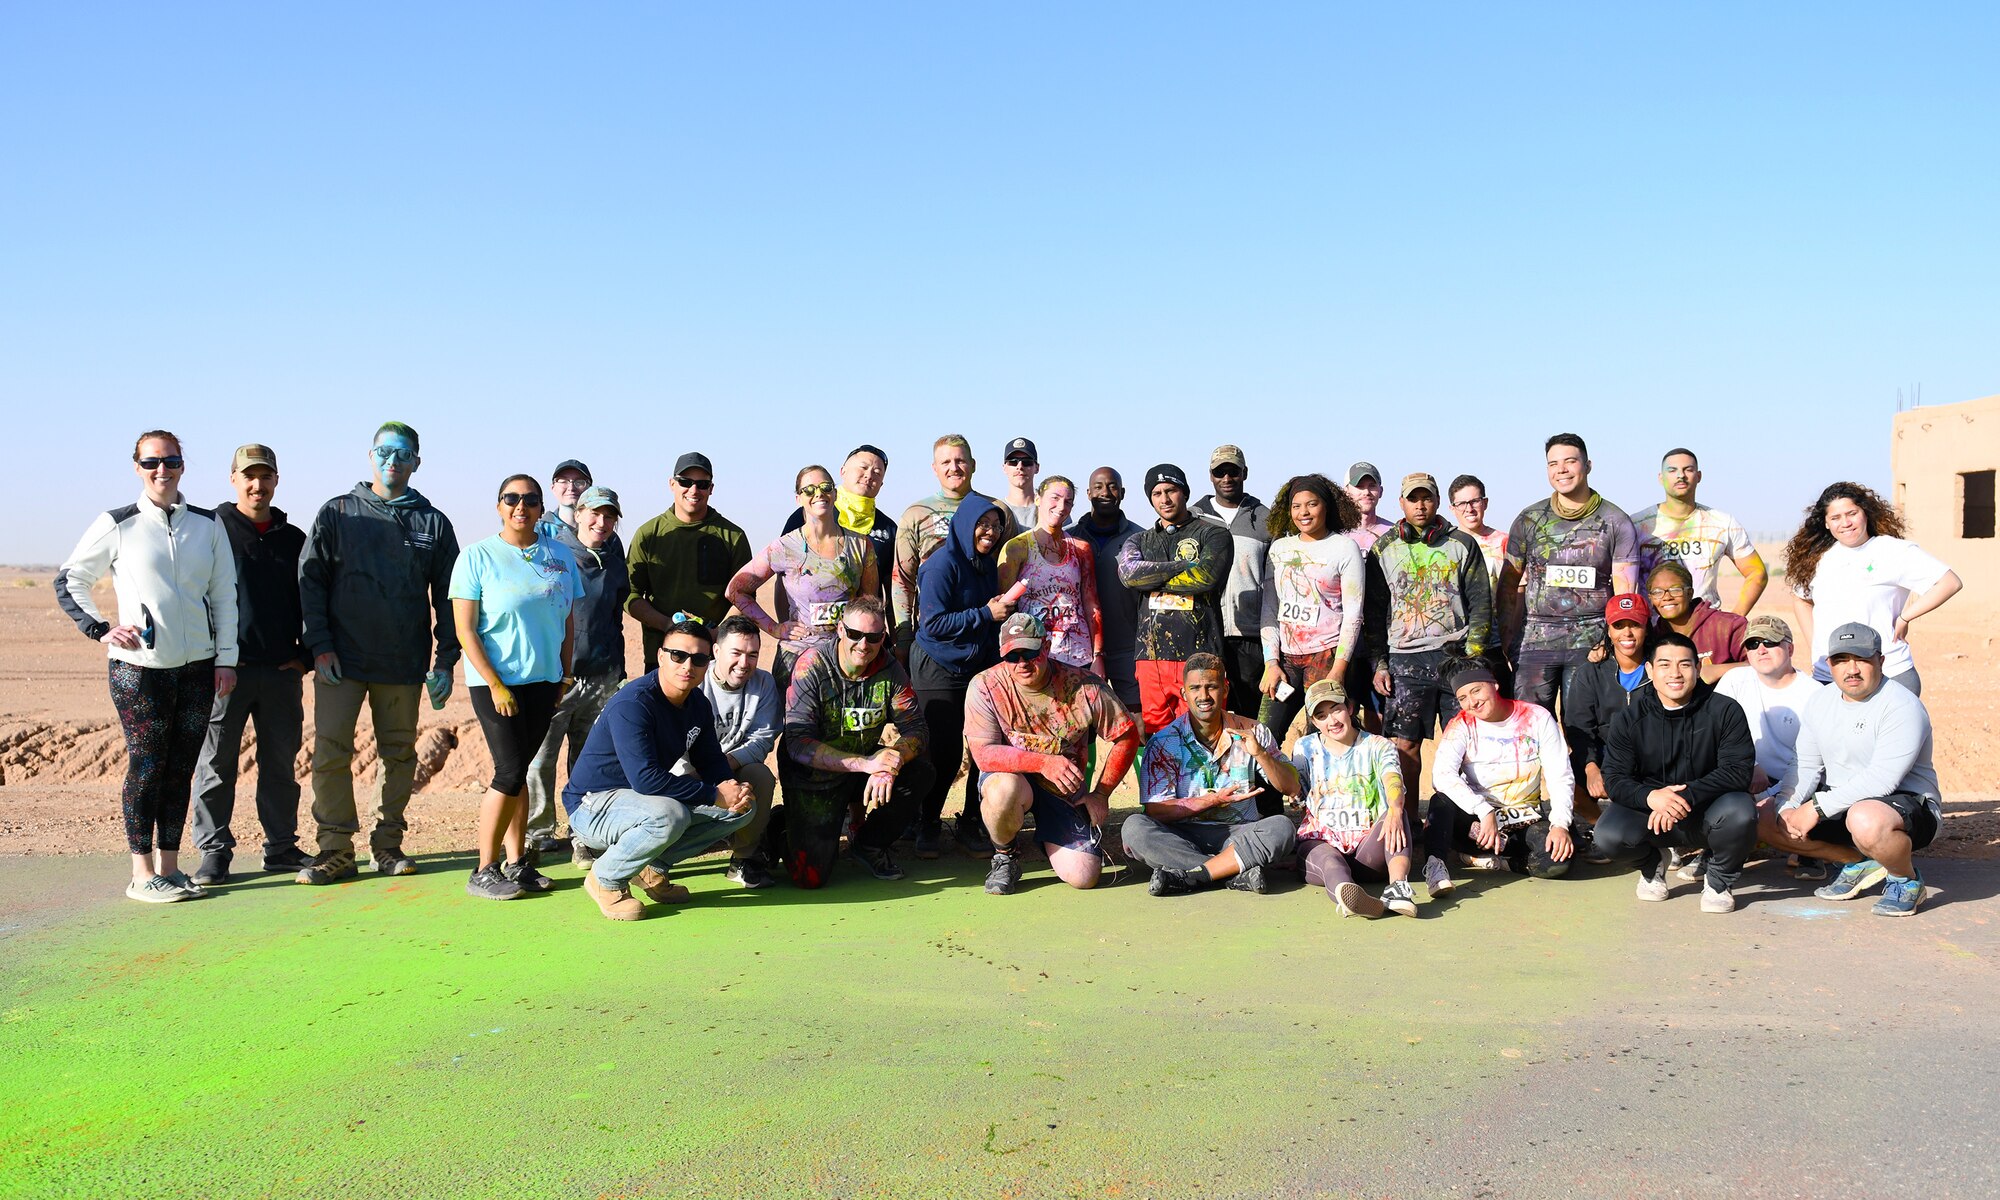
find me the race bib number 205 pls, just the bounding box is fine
[1545,564,1597,589]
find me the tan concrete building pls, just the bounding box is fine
[1891,392,2000,604]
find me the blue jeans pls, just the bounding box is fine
[568,788,753,888]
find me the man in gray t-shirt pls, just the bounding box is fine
[662,615,779,889]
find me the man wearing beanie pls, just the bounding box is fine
[1117,463,1234,734]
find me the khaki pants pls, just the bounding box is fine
[310,676,421,855]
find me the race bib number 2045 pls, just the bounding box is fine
[1545,564,1597,589]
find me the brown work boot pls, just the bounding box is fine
[583,872,644,921]
[634,865,691,904]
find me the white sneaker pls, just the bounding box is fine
[1423,856,1455,897]
[1333,881,1385,918]
[125,875,187,904]
[1635,873,1670,902]
[1700,883,1736,913]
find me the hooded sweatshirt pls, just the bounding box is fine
[298,482,460,685]
[1192,493,1271,640]
[1601,678,1755,816]
[915,495,1004,676]
[1365,519,1494,666]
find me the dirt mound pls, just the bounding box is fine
[0,719,125,786]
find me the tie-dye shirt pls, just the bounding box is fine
[753,529,874,661]
[1349,515,1394,554]
[1504,497,1640,654]
[1431,700,1575,830]
[1140,714,1278,825]
[1290,730,1402,851]
[1632,503,1754,608]
[964,659,1135,795]
[1259,532,1365,659]
[997,530,1102,669]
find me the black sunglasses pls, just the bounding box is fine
[499,493,544,508]
[839,624,886,645]
[675,475,715,491]
[137,456,186,470]
[1001,648,1041,664]
[1741,638,1785,651]
[662,646,714,667]
[1210,465,1243,479]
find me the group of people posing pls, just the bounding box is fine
[60,425,1959,921]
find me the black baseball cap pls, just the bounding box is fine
[673,452,714,477]
[551,459,592,482]
[1003,437,1038,464]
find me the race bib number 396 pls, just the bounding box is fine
[1545,565,1597,589]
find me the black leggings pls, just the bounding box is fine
[911,646,979,825]
[469,682,562,795]
[1422,794,1568,878]
[109,658,216,855]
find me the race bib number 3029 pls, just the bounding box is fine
[1545,565,1597,589]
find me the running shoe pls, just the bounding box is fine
[1872,876,1927,917]
[192,851,231,887]
[1462,852,1509,872]
[1816,859,1887,902]
[725,858,774,889]
[1225,864,1269,894]
[984,847,1021,895]
[1381,880,1418,917]
[1635,856,1670,902]
[1423,856,1455,897]
[1699,883,1736,913]
[295,849,357,886]
[126,875,187,904]
[571,841,601,869]
[913,820,943,860]
[851,844,906,881]
[501,859,555,893]
[261,846,310,873]
[955,817,993,858]
[372,847,418,877]
[1675,851,1707,882]
[1333,881,1385,918]
[465,864,523,900]
[1786,855,1829,882]
[1147,867,1200,897]
[160,869,207,899]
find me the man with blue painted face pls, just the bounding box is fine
[295,422,461,885]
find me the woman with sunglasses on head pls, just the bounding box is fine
[57,431,239,903]
[450,475,582,900]
[724,465,877,687]
[996,476,1105,678]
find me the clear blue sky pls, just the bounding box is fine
[4,3,1995,562]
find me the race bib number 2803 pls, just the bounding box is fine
[1545,564,1597,589]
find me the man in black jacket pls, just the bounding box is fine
[1592,629,1756,913]
[189,445,309,884]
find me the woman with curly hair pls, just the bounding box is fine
[1257,474,1366,744]
[1784,482,1961,693]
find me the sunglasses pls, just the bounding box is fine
[137,456,185,470]
[499,493,544,508]
[1742,638,1785,651]
[799,481,837,499]
[371,446,416,464]
[839,624,886,645]
[661,647,714,667]
[1002,647,1041,664]
[675,475,715,491]
[1210,466,1243,479]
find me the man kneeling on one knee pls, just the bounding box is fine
[1593,629,1756,913]
[967,613,1143,895]
[1123,651,1300,896]
[561,616,757,920]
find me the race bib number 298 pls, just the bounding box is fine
[1545,564,1597,589]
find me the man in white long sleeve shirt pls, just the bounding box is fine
[1760,622,1941,917]
[1422,659,1575,891]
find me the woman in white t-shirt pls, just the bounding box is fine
[1784,482,1961,693]
[1257,474,1366,744]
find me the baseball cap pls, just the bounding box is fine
[1399,472,1439,499]
[1742,614,1793,646]
[550,458,592,482]
[1003,437,1038,464]
[1210,444,1247,471]
[1827,622,1883,659]
[1144,464,1189,494]
[673,452,714,478]
[231,443,278,473]
[998,612,1047,655]
[576,486,621,515]
[1605,593,1651,626]
[1303,678,1348,713]
[1346,461,1382,487]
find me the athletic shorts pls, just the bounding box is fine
[1806,791,1940,853]
[979,770,1103,857]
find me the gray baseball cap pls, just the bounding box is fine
[576,485,622,515]
[1826,622,1882,659]
[1346,461,1382,487]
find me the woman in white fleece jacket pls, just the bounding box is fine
[56,431,239,903]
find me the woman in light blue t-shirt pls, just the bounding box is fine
[450,473,582,901]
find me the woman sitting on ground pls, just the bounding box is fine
[1289,679,1418,918]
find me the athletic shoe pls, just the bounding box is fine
[583,872,644,921]
[1636,857,1670,902]
[852,844,906,881]
[372,848,418,877]
[261,847,310,873]
[1699,883,1736,913]
[571,841,600,869]
[126,875,187,904]
[913,820,943,860]
[528,833,569,856]
[1423,856,1455,897]
[159,869,207,899]
[1462,852,1509,872]
[724,858,774,889]
[1333,881,1385,918]
[1226,864,1269,894]
[1381,880,1418,917]
[501,859,555,893]
[955,818,994,858]
[295,849,357,886]
[1675,851,1707,882]
[1576,830,1613,865]
[984,848,1021,896]
[465,864,523,900]
[634,865,691,903]
[192,851,231,887]
[1816,859,1887,902]
[1786,855,1829,882]
[1872,876,1927,918]
[1147,867,1200,897]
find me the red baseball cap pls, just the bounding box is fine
[1605,593,1650,625]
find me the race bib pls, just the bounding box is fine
[1148,593,1193,612]
[1038,595,1079,630]
[808,600,847,627]
[1496,804,1541,831]
[1279,595,1322,626]
[1545,565,1596,589]
[841,706,886,733]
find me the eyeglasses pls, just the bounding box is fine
[661,647,714,667]
[675,475,715,491]
[1452,497,1487,508]
[371,446,415,464]
[1647,586,1689,598]
[137,456,186,470]
[839,624,886,645]
[799,481,837,499]
[499,493,544,508]
[1001,647,1041,664]
[1741,638,1785,651]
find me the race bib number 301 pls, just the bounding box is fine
[1545,565,1597,589]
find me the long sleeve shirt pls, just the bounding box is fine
[1431,700,1575,829]
[1777,680,1941,815]
[701,669,780,770]
[1601,681,1754,815]
[1117,516,1233,662]
[56,494,240,670]
[561,673,732,812]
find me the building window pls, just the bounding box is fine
[1965,470,1996,539]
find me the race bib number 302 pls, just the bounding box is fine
[1545,564,1597,589]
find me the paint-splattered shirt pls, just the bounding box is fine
[1504,497,1639,654]
[1431,700,1575,830]
[1633,503,1754,608]
[1117,517,1233,663]
[1291,730,1402,851]
[1140,714,1278,825]
[964,660,1135,796]
[755,529,874,661]
[1467,526,1508,584]
[781,644,926,791]
[1369,526,1493,658]
[1259,532,1364,659]
[998,530,1103,669]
